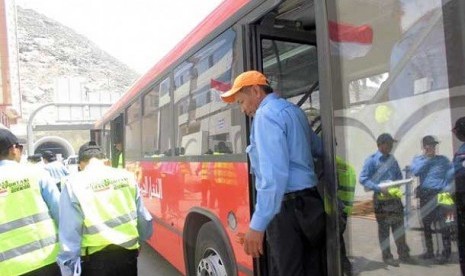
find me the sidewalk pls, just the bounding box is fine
[346,207,460,275]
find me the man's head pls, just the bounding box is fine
[27,154,42,163]
[376,133,396,155]
[453,117,465,142]
[114,141,123,152]
[220,71,273,116]
[0,128,22,162]
[42,150,57,163]
[78,141,105,170]
[422,135,439,156]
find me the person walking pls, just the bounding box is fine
[410,135,452,262]
[57,141,153,276]
[359,133,412,266]
[0,129,61,276]
[42,150,69,191]
[220,70,326,275]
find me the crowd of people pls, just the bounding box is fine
[0,129,152,276]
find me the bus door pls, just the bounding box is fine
[246,21,320,275]
[110,114,124,168]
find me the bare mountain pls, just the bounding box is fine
[16,6,140,123]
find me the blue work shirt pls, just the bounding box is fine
[410,154,451,190]
[247,93,320,232]
[446,143,465,193]
[359,151,403,193]
[57,160,153,276]
[44,160,69,184]
[0,160,60,222]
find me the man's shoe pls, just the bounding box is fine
[399,255,417,264]
[437,251,451,264]
[420,252,435,259]
[383,257,400,267]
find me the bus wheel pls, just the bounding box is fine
[195,221,234,276]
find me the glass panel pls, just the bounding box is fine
[172,29,242,156]
[327,0,463,274]
[142,85,161,157]
[125,100,141,160]
[262,40,319,99]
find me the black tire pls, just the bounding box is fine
[194,221,235,276]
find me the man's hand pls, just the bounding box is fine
[243,228,265,258]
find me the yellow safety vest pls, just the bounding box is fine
[437,192,454,206]
[118,153,123,168]
[336,157,356,215]
[377,187,403,200]
[70,165,140,255]
[0,167,59,276]
[213,162,236,186]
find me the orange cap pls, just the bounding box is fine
[220,71,268,103]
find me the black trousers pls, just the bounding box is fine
[419,188,451,256]
[373,196,409,259]
[20,262,60,276]
[266,188,326,276]
[456,192,465,275]
[81,246,139,276]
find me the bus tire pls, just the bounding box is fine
[194,221,234,276]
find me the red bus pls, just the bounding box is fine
[93,0,465,275]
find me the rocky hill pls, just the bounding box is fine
[16,6,140,123]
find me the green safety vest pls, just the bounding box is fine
[118,153,123,168]
[437,192,454,206]
[0,167,59,276]
[377,187,403,200]
[71,166,140,255]
[336,157,356,215]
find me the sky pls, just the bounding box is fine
[15,0,224,74]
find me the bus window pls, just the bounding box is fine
[172,29,240,156]
[125,99,142,161]
[262,40,318,99]
[348,73,388,105]
[142,85,161,158]
[261,39,320,126]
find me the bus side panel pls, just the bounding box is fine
[129,159,253,274]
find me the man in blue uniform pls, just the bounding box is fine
[359,133,412,266]
[410,135,451,262]
[57,141,153,276]
[42,150,69,191]
[221,71,326,275]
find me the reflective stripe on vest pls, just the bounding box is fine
[377,187,403,200]
[72,167,139,256]
[336,157,356,215]
[0,167,59,276]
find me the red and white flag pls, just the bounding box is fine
[329,21,373,60]
[210,79,231,94]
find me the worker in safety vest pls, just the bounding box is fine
[359,133,413,266]
[112,141,124,168]
[57,141,153,276]
[0,128,61,276]
[410,135,452,262]
[336,156,356,276]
